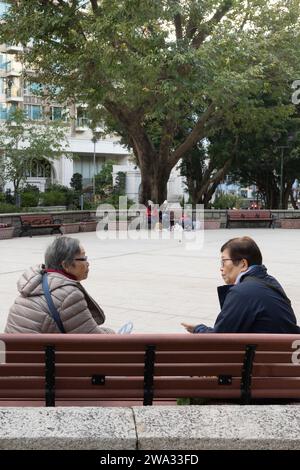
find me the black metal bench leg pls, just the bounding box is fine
[45,345,56,407]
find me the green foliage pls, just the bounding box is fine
[2,1,300,202]
[113,171,126,195]
[213,192,243,210]
[70,173,83,191]
[100,194,135,209]
[41,184,80,208]
[177,397,211,405]
[0,108,69,193]
[0,203,20,213]
[95,161,114,195]
[20,185,40,208]
[41,190,66,206]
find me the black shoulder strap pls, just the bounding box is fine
[242,275,291,305]
[42,272,66,333]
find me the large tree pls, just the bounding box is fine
[2,0,300,203]
[231,124,300,209]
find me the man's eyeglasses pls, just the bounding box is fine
[74,256,88,262]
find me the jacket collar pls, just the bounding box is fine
[217,265,268,308]
[45,269,78,281]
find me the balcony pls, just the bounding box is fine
[5,61,21,77]
[6,88,23,102]
[5,44,23,54]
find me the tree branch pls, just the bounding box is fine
[196,158,232,201]
[174,13,183,41]
[186,18,197,40]
[104,100,157,166]
[159,118,178,162]
[192,0,233,49]
[90,0,99,14]
[170,103,215,166]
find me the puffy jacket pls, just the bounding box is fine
[194,265,300,334]
[5,266,115,334]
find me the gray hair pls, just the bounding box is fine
[44,237,81,269]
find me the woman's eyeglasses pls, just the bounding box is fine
[220,258,241,267]
[74,256,88,262]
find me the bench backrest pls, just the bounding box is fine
[227,210,272,220]
[257,210,272,218]
[0,334,299,406]
[227,210,248,219]
[20,215,54,225]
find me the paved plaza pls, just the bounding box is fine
[0,229,300,334]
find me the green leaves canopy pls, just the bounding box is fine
[0,108,69,192]
[2,1,300,202]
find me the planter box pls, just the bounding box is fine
[61,223,80,234]
[79,221,98,232]
[280,219,300,229]
[204,220,221,230]
[0,226,15,239]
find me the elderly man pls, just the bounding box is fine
[182,236,300,334]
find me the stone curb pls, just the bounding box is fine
[0,405,300,450]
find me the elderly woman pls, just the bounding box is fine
[5,237,115,334]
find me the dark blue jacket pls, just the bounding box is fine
[194,265,300,334]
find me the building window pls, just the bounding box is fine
[0,103,7,120]
[24,104,43,120]
[23,81,42,96]
[76,107,89,127]
[24,158,51,178]
[50,106,64,121]
[0,2,9,18]
[0,77,5,95]
[0,53,8,71]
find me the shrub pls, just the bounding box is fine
[42,184,79,207]
[213,193,243,210]
[0,203,19,213]
[70,173,83,191]
[20,185,40,208]
[41,190,66,206]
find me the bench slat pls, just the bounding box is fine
[5,350,296,364]
[253,364,300,377]
[2,333,299,350]
[0,363,244,376]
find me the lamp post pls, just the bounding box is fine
[279,146,285,210]
[277,134,294,210]
[91,136,97,200]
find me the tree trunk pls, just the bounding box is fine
[139,161,170,205]
[264,185,279,209]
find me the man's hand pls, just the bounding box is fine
[181,322,196,333]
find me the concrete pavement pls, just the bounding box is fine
[0,228,300,333]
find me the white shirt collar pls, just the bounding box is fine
[235,265,259,285]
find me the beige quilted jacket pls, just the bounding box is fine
[5,266,115,334]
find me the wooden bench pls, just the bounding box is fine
[19,215,62,237]
[0,333,300,407]
[226,210,273,228]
